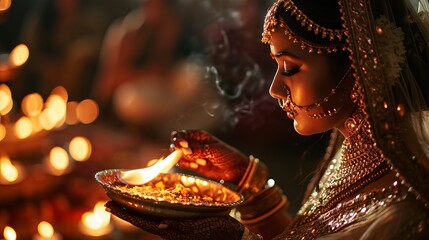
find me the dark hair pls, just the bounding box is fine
[275,0,346,46]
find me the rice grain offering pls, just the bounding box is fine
[95,169,243,218]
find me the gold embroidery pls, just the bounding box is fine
[275,181,417,239]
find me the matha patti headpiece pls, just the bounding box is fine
[262,0,348,54]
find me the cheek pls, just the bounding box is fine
[291,72,333,106]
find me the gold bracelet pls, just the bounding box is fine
[237,156,256,190]
[236,155,269,198]
[240,196,288,225]
[238,185,286,219]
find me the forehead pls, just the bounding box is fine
[269,29,302,57]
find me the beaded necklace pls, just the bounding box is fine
[294,107,391,226]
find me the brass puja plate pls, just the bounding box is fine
[95,169,244,218]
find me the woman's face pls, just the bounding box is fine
[268,30,355,136]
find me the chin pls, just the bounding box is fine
[293,120,327,136]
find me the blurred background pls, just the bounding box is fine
[0,0,330,239]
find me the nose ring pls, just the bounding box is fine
[278,98,297,118]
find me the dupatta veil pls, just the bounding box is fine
[340,0,429,205]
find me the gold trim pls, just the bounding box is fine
[339,0,429,205]
[236,156,269,198]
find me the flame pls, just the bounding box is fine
[37,221,54,239]
[120,150,183,185]
[3,226,17,240]
[69,136,92,161]
[1,155,18,182]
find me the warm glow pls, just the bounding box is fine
[37,221,54,239]
[49,147,69,171]
[30,116,43,133]
[0,84,12,113]
[0,124,6,141]
[45,95,67,126]
[22,93,44,117]
[80,201,111,235]
[0,0,12,12]
[10,44,29,67]
[120,150,183,185]
[39,108,57,130]
[51,86,68,101]
[0,155,18,182]
[0,97,13,115]
[76,99,99,124]
[69,136,92,161]
[3,226,17,240]
[65,101,79,125]
[14,116,33,139]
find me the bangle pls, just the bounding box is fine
[237,185,286,219]
[236,155,269,198]
[240,195,288,225]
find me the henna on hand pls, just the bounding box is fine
[170,130,249,184]
[105,201,245,240]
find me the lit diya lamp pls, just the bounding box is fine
[96,149,243,218]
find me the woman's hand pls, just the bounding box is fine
[170,130,249,185]
[105,201,245,240]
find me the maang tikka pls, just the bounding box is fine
[262,0,348,54]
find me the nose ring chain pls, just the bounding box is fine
[278,65,352,119]
[278,96,297,118]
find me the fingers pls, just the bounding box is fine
[105,201,245,240]
[171,130,215,147]
[178,158,209,170]
[104,201,161,233]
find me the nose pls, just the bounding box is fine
[269,70,286,99]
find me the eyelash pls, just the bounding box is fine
[282,68,300,77]
[282,61,300,76]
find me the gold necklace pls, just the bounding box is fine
[294,108,391,226]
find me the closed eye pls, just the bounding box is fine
[282,67,300,77]
[282,61,300,77]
